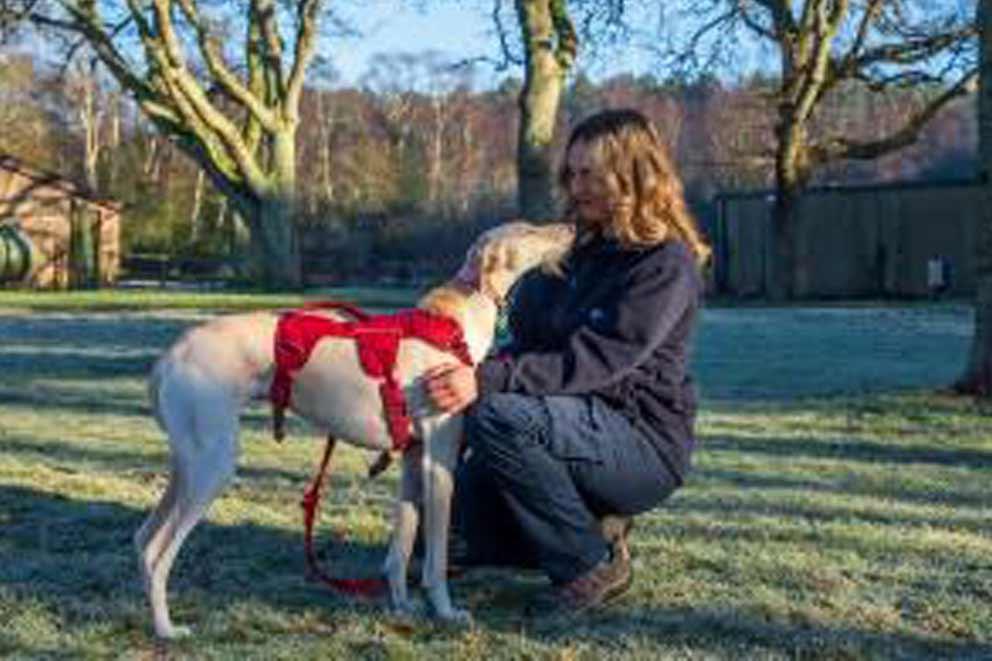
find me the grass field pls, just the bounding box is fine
[0,292,990,659]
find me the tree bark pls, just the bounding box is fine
[189,168,205,244]
[515,0,576,221]
[237,194,301,288]
[956,0,992,396]
[68,201,96,289]
[768,110,810,301]
[79,59,101,193]
[235,129,301,287]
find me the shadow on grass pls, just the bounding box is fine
[0,383,277,434]
[653,501,991,555]
[0,315,190,349]
[0,386,151,419]
[510,603,992,659]
[0,351,157,380]
[0,433,396,495]
[702,433,992,469]
[2,484,988,659]
[0,485,390,637]
[695,465,991,510]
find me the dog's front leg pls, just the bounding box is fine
[383,444,422,616]
[421,417,471,625]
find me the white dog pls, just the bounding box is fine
[135,221,574,638]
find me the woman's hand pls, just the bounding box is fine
[423,363,478,414]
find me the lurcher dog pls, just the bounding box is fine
[136,221,574,637]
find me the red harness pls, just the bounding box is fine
[270,301,473,447]
[268,301,474,598]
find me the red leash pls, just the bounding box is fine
[300,435,388,599]
[276,300,475,599]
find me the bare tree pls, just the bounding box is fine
[512,0,577,220]
[958,0,992,396]
[27,0,326,287]
[666,0,978,299]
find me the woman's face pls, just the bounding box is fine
[564,140,613,231]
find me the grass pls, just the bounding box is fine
[0,293,990,659]
[0,285,422,313]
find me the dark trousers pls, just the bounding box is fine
[453,392,681,584]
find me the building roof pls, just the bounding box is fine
[0,153,121,212]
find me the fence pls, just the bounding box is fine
[713,179,983,298]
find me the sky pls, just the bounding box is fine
[324,0,660,89]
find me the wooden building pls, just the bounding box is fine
[0,154,121,288]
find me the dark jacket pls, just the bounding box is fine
[475,233,703,481]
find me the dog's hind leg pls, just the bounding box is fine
[142,431,238,639]
[420,418,470,625]
[135,461,189,639]
[383,444,423,616]
[138,370,241,639]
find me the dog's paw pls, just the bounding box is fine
[437,607,473,628]
[391,598,424,620]
[156,624,192,640]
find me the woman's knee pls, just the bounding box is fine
[465,393,546,455]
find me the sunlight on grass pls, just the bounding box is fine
[0,303,989,658]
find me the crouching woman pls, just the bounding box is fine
[425,108,710,613]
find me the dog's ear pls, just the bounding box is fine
[478,241,514,302]
[454,243,482,287]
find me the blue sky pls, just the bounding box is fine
[327,0,659,88]
[330,2,495,84]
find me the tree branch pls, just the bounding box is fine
[175,0,279,131]
[809,69,978,165]
[549,0,577,72]
[253,0,286,102]
[136,0,267,191]
[285,0,320,123]
[735,0,775,40]
[488,0,518,69]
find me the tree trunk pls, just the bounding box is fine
[238,195,300,289]
[79,59,101,193]
[515,0,576,221]
[767,108,810,302]
[428,96,445,207]
[68,202,96,290]
[956,0,992,396]
[230,129,301,288]
[768,185,799,302]
[316,90,334,206]
[189,169,206,245]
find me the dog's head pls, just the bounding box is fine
[455,221,575,306]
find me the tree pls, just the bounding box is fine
[512,0,577,220]
[957,0,992,396]
[27,1,325,288]
[667,0,978,299]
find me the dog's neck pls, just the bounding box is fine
[417,282,500,365]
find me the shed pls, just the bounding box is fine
[0,153,121,288]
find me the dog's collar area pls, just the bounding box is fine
[450,276,505,311]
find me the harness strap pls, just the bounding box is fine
[270,304,473,448]
[273,301,475,601]
[302,300,371,321]
[301,435,387,599]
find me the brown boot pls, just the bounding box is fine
[599,515,633,563]
[528,539,632,615]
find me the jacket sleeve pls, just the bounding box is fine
[476,244,699,396]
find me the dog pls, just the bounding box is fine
[135,221,575,637]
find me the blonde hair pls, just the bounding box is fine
[559,109,711,265]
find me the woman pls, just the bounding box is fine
[424,108,710,613]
